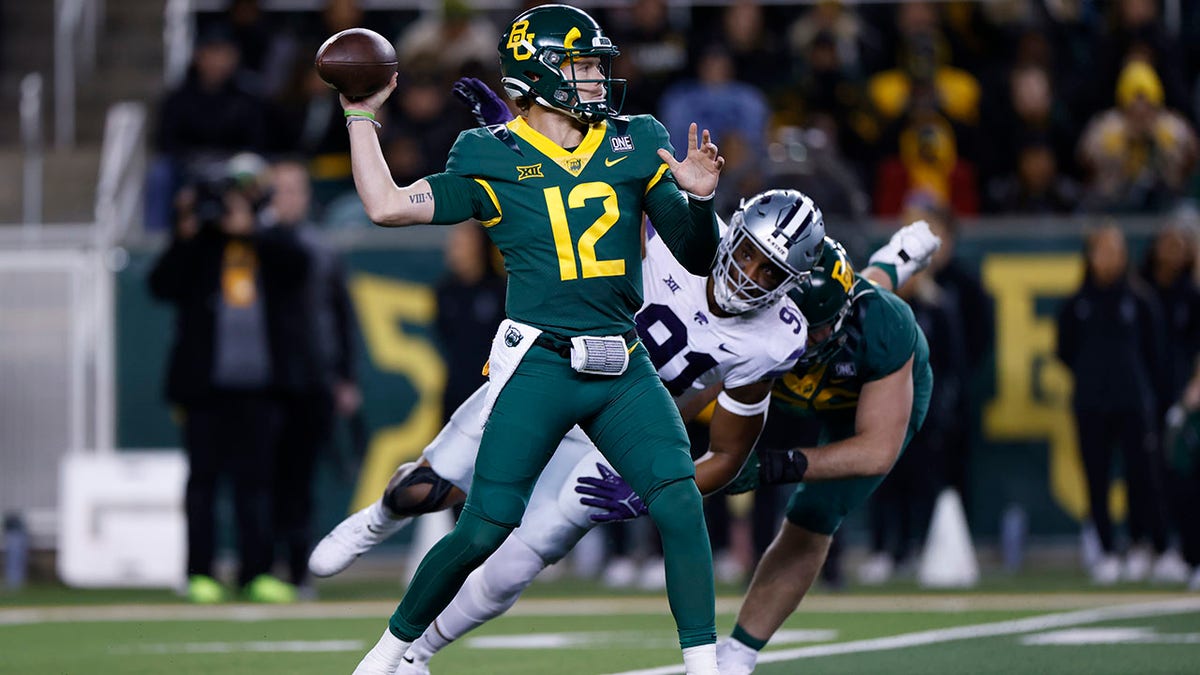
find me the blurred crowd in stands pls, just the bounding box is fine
[144,0,1200,593]
[148,0,1200,231]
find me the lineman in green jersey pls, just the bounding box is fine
[339,5,726,674]
[715,235,938,675]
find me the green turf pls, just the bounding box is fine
[3,602,1197,675]
[0,609,1026,675]
[750,613,1200,675]
[3,569,1197,674]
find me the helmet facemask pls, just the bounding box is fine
[799,302,852,365]
[711,189,827,315]
[711,225,806,315]
[548,50,625,123]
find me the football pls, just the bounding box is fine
[314,28,397,100]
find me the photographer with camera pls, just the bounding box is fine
[148,160,314,604]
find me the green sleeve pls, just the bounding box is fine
[426,172,500,225]
[860,289,919,381]
[643,177,719,276]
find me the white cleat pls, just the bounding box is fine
[352,630,411,675]
[1091,554,1121,586]
[395,653,431,675]
[309,500,409,577]
[716,638,758,675]
[856,552,894,586]
[681,643,720,675]
[1150,550,1190,584]
[1122,547,1152,582]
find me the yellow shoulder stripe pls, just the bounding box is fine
[645,162,670,194]
[474,178,502,227]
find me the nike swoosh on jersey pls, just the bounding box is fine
[717,343,738,355]
[605,156,628,167]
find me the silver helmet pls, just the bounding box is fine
[712,189,826,314]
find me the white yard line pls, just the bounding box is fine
[604,597,1200,675]
[110,639,365,655]
[0,593,1186,626]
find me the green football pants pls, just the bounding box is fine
[390,345,716,648]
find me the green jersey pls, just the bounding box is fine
[771,275,932,439]
[431,114,697,336]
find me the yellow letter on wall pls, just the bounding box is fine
[349,273,446,511]
[982,253,1126,522]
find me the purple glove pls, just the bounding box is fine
[452,77,514,127]
[576,463,649,523]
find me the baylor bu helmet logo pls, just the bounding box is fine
[506,20,536,61]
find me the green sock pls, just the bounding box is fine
[732,623,768,651]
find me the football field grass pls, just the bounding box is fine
[2,583,1197,674]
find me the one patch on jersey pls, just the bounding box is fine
[516,163,543,181]
[833,362,856,377]
[610,135,635,152]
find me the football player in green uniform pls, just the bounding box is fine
[338,5,727,674]
[715,234,938,674]
[577,225,939,673]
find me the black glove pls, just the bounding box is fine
[452,77,514,127]
[758,449,809,486]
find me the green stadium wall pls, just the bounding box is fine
[114,225,1159,544]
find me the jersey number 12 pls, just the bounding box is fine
[545,182,625,281]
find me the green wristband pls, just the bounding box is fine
[343,109,377,120]
[873,261,899,289]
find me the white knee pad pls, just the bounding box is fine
[553,446,611,530]
[471,534,548,616]
[510,444,606,563]
[422,386,488,492]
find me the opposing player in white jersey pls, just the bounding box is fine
[308,190,825,668]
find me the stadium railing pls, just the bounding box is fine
[53,0,103,150]
[0,100,146,551]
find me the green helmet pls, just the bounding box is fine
[788,237,857,363]
[497,4,625,123]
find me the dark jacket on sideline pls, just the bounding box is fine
[1140,271,1200,412]
[1056,276,1167,419]
[148,226,317,406]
